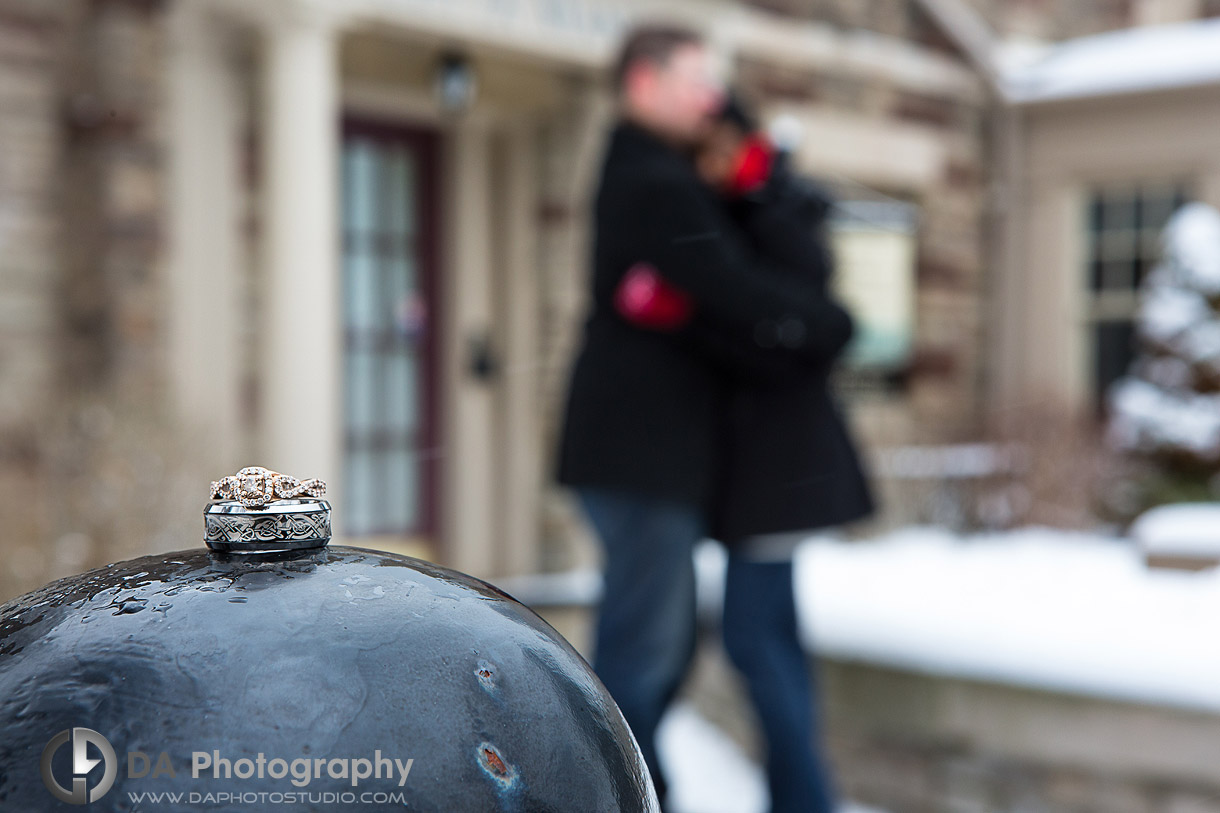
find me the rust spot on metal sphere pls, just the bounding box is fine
[477,742,518,788]
[475,658,497,690]
[481,747,507,776]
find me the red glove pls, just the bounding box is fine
[613,262,694,330]
[727,134,775,196]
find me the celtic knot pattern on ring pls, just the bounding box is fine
[204,511,331,544]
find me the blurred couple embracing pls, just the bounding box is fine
[555,22,875,813]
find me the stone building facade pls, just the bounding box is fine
[0,0,1007,604]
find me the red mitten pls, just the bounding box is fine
[728,135,775,196]
[614,262,694,330]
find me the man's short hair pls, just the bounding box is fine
[611,23,704,93]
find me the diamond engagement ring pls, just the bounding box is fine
[210,466,327,508]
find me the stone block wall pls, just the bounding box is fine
[821,661,1220,813]
[532,603,1220,813]
[0,0,194,604]
[0,0,68,599]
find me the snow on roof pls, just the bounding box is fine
[1003,19,1220,103]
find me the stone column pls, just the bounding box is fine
[167,3,242,468]
[496,122,543,578]
[442,119,496,578]
[536,79,610,574]
[260,5,341,500]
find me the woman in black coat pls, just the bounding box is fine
[702,105,875,547]
[709,102,874,813]
[712,102,874,813]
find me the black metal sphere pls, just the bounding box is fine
[0,546,658,812]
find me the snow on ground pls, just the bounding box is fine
[657,700,887,813]
[792,526,1220,712]
[506,524,1220,712]
[1003,18,1220,102]
[504,524,1220,808]
[657,702,767,813]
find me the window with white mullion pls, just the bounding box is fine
[341,132,427,537]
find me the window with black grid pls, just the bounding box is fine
[1085,182,1190,411]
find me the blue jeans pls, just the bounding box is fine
[723,554,837,813]
[577,488,837,813]
[576,487,702,808]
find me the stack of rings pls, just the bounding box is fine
[210,466,327,509]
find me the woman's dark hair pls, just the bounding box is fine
[717,91,758,133]
[611,23,704,93]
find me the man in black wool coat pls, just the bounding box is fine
[554,22,863,813]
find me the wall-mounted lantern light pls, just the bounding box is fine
[434,52,477,114]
